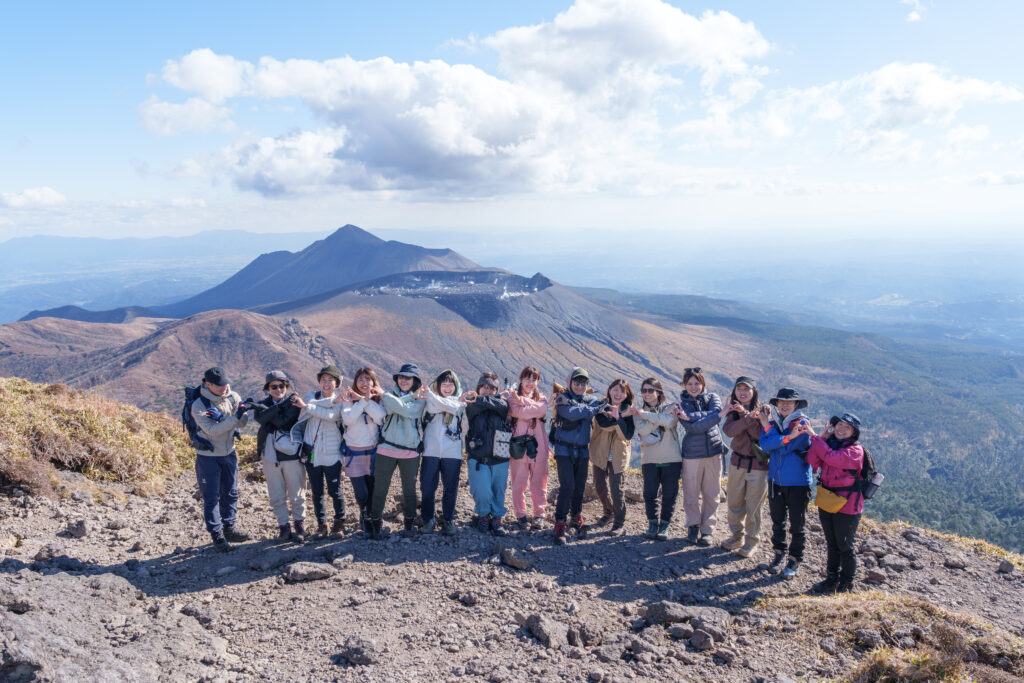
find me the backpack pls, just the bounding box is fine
[181,385,214,452]
[856,446,882,499]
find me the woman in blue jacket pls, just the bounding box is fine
[757,387,813,579]
[549,367,610,545]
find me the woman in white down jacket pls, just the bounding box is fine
[291,365,347,537]
[417,369,466,536]
[339,367,387,534]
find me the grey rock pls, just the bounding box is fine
[282,561,337,582]
[578,622,603,646]
[630,637,667,659]
[335,636,379,666]
[181,602,219,627]
[864,569,887,585]
[714,647,737,664]
[215,565,236,577]
[689,629,715,651]
[944,555,968,570]
[819,636,838,655]
[249,551,298,572]
[855,628,884,649]
[66,520,89,538]
[595,643,623,663]
[667,624,694,640]
[499,547,532,571]
[526,613,569,649]
[332,553,355,569]
[997,559,1015,574]
[459,592,478,606]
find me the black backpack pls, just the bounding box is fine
[181,385,214,452]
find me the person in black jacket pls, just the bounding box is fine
[253,370,308,543]
[464,372,511,536]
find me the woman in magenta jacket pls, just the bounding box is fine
[804,412,865,594]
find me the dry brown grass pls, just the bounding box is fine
[0,377,194,496]
[759,591,1024,682]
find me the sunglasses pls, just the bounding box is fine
[482,372,498,380]
[684,367,702,374]
[640,388,657,394]
[268,382,287,391]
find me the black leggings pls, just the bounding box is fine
[642,462,681,521]
[554,456,589,522]
[769,484,811,561]
[349,475,374,514]
[819,509,861,582]
[305,462,344,524]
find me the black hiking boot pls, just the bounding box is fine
[686,525,700,544]
[767,552,786,574]
[211,531,231,552]
[811,574,840,594]
[656,520,671,542]
[291,521,306,544]
[223,524,250,543]
[645,519,659,539]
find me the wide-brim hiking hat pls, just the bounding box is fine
[203,366,230,386]
[263,369,290,391]
[830,412,862,439]
[393,363,422,391]
[476,372,500,392]
[733,375,757,389]
[768,387,808,410]
[317,365,343,384]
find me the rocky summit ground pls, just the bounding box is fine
[2,466,1023,683]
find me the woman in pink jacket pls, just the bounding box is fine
[803,412,865,594]
[507,366,552,531]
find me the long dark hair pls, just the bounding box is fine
[605,378,634,409]
[517,366,542,400]
[352,367,382,403]
[728,381,759,411]
[681,368,706,392]
[640,377,665,409]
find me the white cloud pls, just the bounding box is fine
[170,197,207,208]
[901,0,925,22]
[161,48,253,103]
[0,216,14,227]
[971,171,1024,186]
[0,187,68,208]
[931,124,990,165]
[138,95,234,135]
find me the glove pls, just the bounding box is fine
[235,402,252,419]
[203,408,224,422]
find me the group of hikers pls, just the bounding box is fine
[187,362,876,595]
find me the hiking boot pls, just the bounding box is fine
[645,519,659,539]
[330,519,346,536]
[570,515,586,539]
[782,558,800,580]
[369,516,386,541]
[291,521,306,544]
[441,519,457,536]
[400,517,418,537]
[223,524,250,543]
[516,516,530,531]
[421,517,437,534]
[720,532,743,551]
[811,575,839,594]
[316,522,329,537]
[686,525,699,544]
[277,524,291,540]
[736,543,757,558]
[552,521,567,545]
[476,515,491,534]
[358,508,368,533]
[491,517,508,537]
[610,509,626,535]
[211,531,231,552]
[697,531,712,547]
[594,511,614,527]
[656,520,671,542]
[531,517,547,530]
[767,552,786,574]
[836,581,855,594]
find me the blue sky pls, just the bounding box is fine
[2,0,1023,241]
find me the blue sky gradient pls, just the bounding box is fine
[3,1,1023,240]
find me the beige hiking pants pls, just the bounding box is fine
[263,458,307,526]
[683,456,721,535]
[726,464,768,546]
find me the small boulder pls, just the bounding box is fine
[714,647,737,664]
[334,636,379,666]
[997,559,1015,574]
[282,561,336,582]
[689,629,715,652]
[667,624,694,640]
[66,520,89,539]
[855,628,884,649]
[864,569,887,585]
[526,613,569,649]
[499,547,532,571]
[944,555,967,570]
[578,623,603,647]
[250,552,298,572]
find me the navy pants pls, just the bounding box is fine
[420,456,462,522]
[554,455,589,522]
[306,462,344,524]
[350,475,374,512]
[195,453,238,534]
[642,462,681,521]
